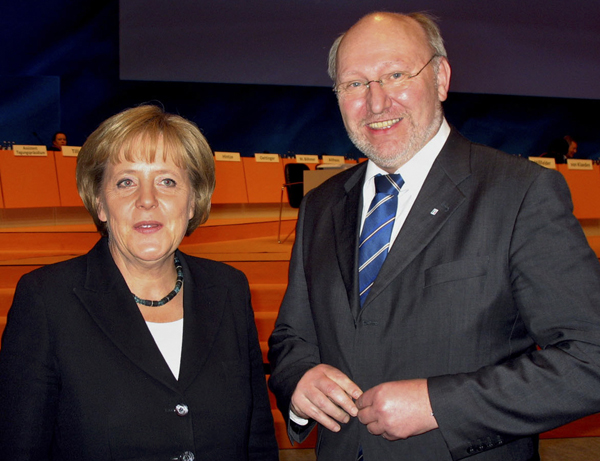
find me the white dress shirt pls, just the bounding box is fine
[360,118,451,246]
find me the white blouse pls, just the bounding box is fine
[146,318,184,380]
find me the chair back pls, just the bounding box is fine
[285,163,309,208]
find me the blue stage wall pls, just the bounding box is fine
[1,1,598,159]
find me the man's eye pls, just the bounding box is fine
[390,72,404,80]
[348,81,363,88]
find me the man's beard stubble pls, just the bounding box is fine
[347,104,443,170]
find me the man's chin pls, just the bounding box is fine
[359,146,411,171]
[365,154,406,171]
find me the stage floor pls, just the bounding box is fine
[280,438,600,461]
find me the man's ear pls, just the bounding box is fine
[436,57,451,102]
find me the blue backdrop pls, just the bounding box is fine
[1,0,599,159]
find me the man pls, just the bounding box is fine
[49,131,67,151]
[268,11,600,461]
[565,135,578,159]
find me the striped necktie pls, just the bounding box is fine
[358,173,404,307]
[356,174,403,461]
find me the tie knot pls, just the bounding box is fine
[374,174,404,196]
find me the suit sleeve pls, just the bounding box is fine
[268,195,320,443]
[428,168,600,459]
[0,273,58,461]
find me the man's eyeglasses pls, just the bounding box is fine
[334,55,440,98]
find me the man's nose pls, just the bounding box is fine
[366,81,392,114]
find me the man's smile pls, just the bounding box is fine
[367,118,402,130]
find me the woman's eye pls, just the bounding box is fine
[116,179,134,188]
[161,178,177,187]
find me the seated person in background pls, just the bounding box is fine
[545,137,570,164]
[0,105,279,461]
[564,135,578,159]
[48,131,67,151]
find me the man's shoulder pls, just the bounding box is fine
[471,142,548,183]
[305,163,366,202]
[447,129,547,181]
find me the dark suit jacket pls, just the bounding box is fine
[268,129,600,460]
[0,238,278,461]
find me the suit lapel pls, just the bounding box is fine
[177,253,226,391]
[331,163,366,320]
[74,238,179,391]
[362,130,472,310]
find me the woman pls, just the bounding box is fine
[0,105,279,460]
[48,131,67,151]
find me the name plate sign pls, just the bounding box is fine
[255,153,280,163]
[13,145,47,157]
[296,154,319,164]
[62,146,81,157]
[322,155,345,164]
[567,159,593,170]
[529,156,556,169]
[215,151,241,162]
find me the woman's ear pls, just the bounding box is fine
[97,197,107,222]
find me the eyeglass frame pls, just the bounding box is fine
[333,54,440,97]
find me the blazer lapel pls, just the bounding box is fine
[331,163,366,320]
[74,238,180,391]
[177,253,226,391]
[362,130,472,310]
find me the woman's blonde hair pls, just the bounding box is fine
[76,105,215,236]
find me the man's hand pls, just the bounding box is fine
[290,364,363,432]
[356,379,438,440]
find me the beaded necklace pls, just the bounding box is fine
[132,256,183,307]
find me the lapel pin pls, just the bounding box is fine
[430,208,439,215]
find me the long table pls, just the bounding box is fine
[1,150,600,221]
[0,150,357,208]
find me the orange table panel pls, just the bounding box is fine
[242,157,285,203]
[54,152,84,207]
[557,164,600,219]
[0,177,4,208]
[213,160,249,204]
[541,412,600,438]
[0,150,61,208]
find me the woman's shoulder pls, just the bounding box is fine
[178,253,248,284]
[19,253,88,287]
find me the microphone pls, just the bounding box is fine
[32,131,45,145]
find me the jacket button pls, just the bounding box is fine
[181,451,194,461]
[175,404,189,416]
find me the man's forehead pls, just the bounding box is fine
[347,14,424,41]
[337,15,430,72]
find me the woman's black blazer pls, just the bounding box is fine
[0,237,278,461]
